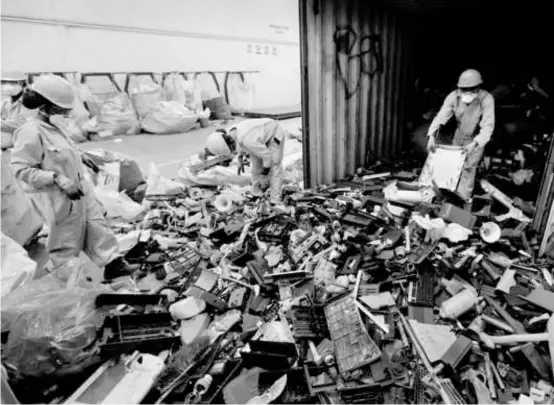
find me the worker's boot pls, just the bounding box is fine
[104,257,141,281]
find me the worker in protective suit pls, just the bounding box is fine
[427,69,495,201]
[204,118,286,201]
[10,75,138,280]
[1,71,36,149]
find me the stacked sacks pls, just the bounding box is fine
[79,78,139,136]
[129,81,163,119]
[141,101,199,134]
[136,74,201,134]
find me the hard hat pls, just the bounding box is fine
[1,70,26,82]
[457,69,483,88]
[31,75,75,109]
[205,130,231,155]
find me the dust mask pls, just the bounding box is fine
[461,93,477,104]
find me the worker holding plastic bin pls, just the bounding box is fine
[204,118,286,202]
[1,70,36,149]
[427,69,495,201]
[10,75,139,280]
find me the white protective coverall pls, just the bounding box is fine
[231,118,286,201]
[10,118,119,269]
[427,90,495,199]
[1,97,36,149]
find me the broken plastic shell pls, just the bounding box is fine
[480,222,501,243]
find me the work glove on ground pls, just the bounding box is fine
[55,174,84,200]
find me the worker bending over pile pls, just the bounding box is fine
[10,75,138,280]
[204,118,286,202]
[427,69,495,202]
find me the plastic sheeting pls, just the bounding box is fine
[94,188,146,221]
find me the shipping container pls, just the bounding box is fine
[300,0,413,187]
[300,0,553,247]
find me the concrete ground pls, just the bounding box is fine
[80,116,302,178]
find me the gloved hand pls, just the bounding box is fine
[261,167,271,176]
[81,153,100,173]
[463,141,478,155]
[427,136,437,153]
[55,174,84,200]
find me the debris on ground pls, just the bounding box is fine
[1,147,553,405]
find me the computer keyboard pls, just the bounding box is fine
[408,272,435,307]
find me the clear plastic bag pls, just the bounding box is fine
[1,258,107,377]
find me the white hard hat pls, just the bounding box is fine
[205,130,231,155]
[32,74,75,109]
[1,70,26,82]
[458,69,483,88]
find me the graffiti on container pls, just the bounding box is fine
[334,26,383,99]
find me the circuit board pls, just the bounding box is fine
[324,295,381,373]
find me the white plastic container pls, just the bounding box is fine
[439,288,479,319]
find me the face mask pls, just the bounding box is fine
[461,93,478,104]
[22,89,46,109]
[1,83,22,97]
[43,103,72,117]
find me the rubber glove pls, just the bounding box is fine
[81,153,100,173]
[463,141,478,155]
[55,175,84,200]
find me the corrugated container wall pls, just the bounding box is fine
[300,0,413,187]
